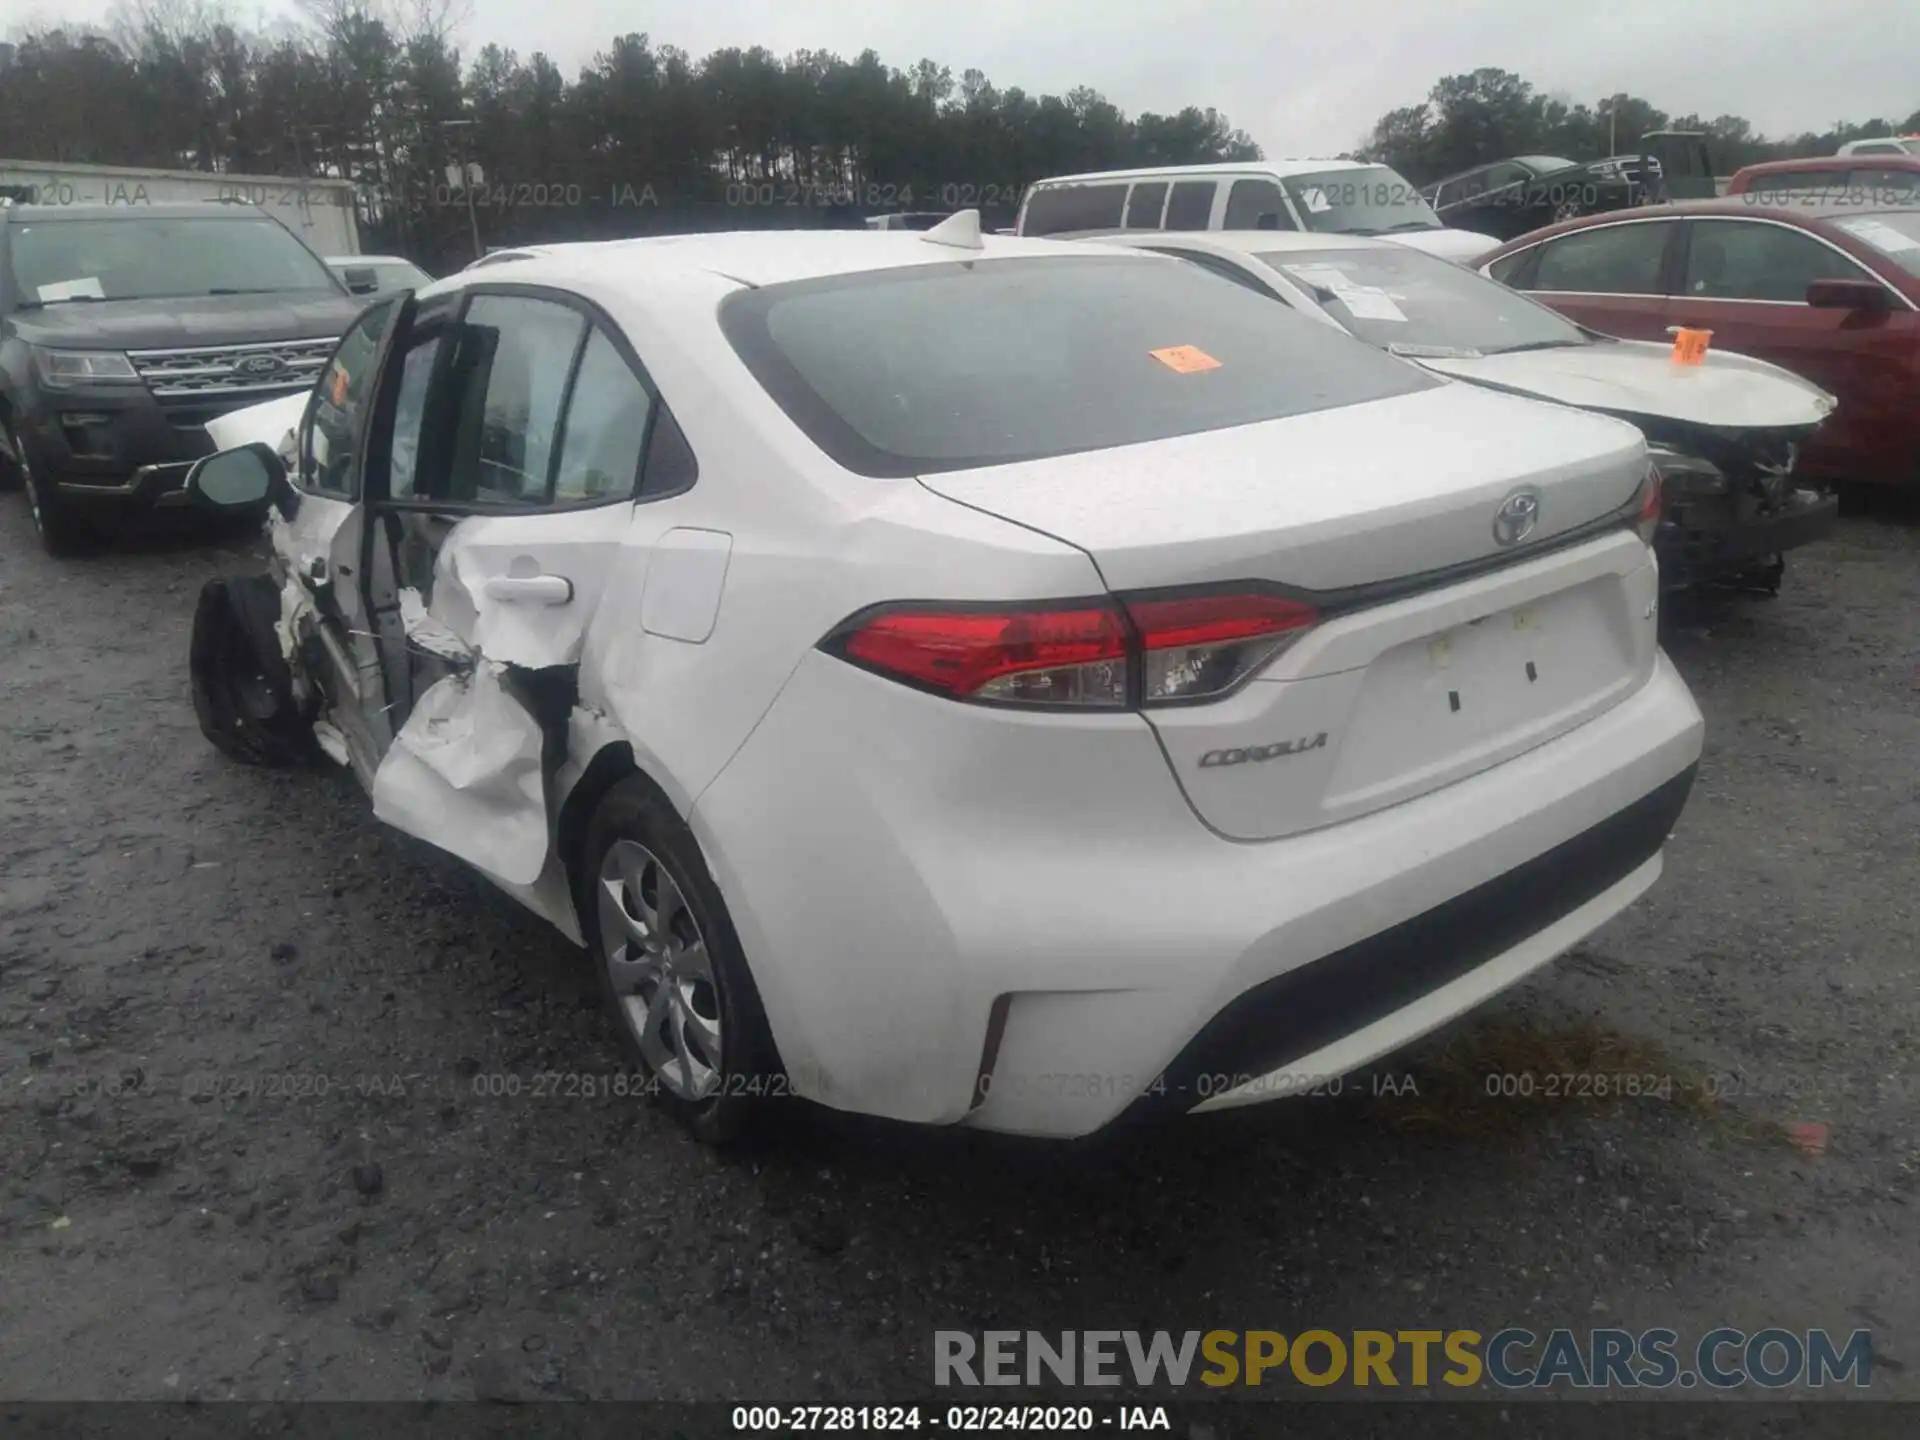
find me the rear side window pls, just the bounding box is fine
[1125,182,1169,229]
[719,255,1437,478]
[1225,180,1293,230]
[1021,184,1128,235]
[1163,181,1217,231]
[1530,222,1673,294]
[1485,248,1535,285]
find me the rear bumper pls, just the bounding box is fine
[1657,490,1838,582]
[693,643,1704,1139]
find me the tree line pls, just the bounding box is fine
[1356,67,1920,185]
[0,0,1259,269]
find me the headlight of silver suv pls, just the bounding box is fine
[30,346,142,389]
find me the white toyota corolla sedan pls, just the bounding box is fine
[180,213,1704,1144]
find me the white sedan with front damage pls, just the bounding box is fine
[177,212,1703,1144]
[1091,230,1840,594]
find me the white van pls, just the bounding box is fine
[1015,160,1498,263]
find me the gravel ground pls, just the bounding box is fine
[1,495,1916,1405]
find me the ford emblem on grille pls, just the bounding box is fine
[236,354,288,378]
[1492,487,1542,547]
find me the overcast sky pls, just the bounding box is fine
[33,0,1920,156]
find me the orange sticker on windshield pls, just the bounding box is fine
[1670,328,1713,365]
[1149,344,1222,374]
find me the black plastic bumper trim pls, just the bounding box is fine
[1118,762,1698,1125]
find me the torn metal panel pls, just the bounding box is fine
[370,664,550,886]
[398,586,477,665]
[423,509,632,669]
[312,720,352,767]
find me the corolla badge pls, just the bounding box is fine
[1492,487,1542,547]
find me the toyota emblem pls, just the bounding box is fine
[1493,488,1542,547]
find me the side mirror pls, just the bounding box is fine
[342,266,380,294]
[185,443,296,519]
[1806,278,1890,313]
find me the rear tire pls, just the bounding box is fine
[189,576,314,766]
[577,776,781,1146]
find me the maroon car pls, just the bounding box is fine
[1474,200,1920,487]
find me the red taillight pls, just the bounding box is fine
[1633,464,1663,545]
[1125,592,1320,703]
[837,603,1129,707]
[826,590,1319,709]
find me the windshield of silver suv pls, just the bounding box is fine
[1282,167,1444,235]
[8,215,340,305]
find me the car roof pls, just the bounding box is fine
[328,254,417,265]
[1481,197,1920,251]
[432,228,1145,296]
[1734,154,1920,176]
[3,201,277,224]
[1092,230,1398,257]
[1031,158,1387,186]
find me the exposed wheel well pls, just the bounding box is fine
[554,741,685,901]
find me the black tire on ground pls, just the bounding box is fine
[8,420,92,556]
[577,775,783,1146]
[189,576,315,767]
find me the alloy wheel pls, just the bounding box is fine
[597,838,723,1101]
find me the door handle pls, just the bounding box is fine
[483,574,574,606]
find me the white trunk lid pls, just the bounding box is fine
[918,383,1659,839]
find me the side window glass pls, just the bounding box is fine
[553,328,654,503]
[1531,222,1673,294]
[300,298,393,496]
[1124,182,1168,229]
[386,334,445,501]
[1021,184,1127,235]
[1486,247,1534,285]
[444,295,585,507]
[1163,181,1217,231]
[1224,179,1292,231]
[639,404,698,498]
[1683,222,1866,302]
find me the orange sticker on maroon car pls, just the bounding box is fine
[1670,328,1713,365]
[1149,344,1222,374]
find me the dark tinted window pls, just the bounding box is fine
[387,333,444,501]
[301,299,394,497]
[9,216,338,303]
[1486,248,1535,284]
[640,405,699,497]
[1683,220,1867,301]
[1530,221,1673,294]
[720,255,1437,478]
[1125,182,1169,229]
[1163,181,1217,231]
[1225,179,1292,230]
[1850,168,1920,200]
[1021,184,1127,235]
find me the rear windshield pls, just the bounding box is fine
[1831,212,1920,276]
[1260,245,1589,355]
[1283,167,1442,237]
[8,215,339,304]
[719,254,1437,477]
